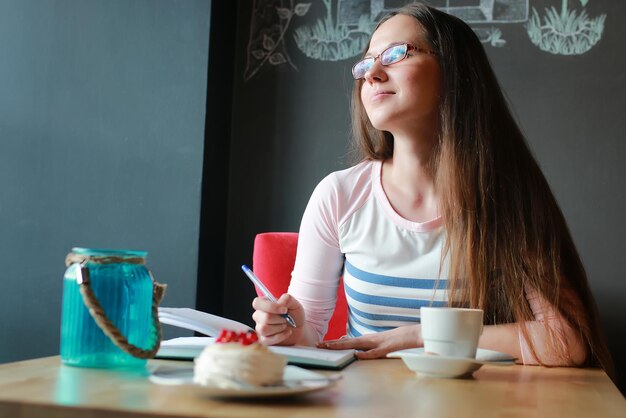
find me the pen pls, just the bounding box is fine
[241,264,297,328]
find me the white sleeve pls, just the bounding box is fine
[288,173,345,341]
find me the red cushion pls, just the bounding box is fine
[252,232,348,341]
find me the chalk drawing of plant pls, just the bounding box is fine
[484,27,506,47]
[527,0,606,55]
[244,1,312,81]
[293,0,373,61]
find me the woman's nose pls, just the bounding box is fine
[363,60,388,84]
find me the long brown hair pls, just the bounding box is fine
[351,2,613,375]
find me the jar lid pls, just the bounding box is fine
[71,248,148,258]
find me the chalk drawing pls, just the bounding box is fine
[244,0,607,80]
[354,0,528,45]
[244,1,312,81]
[294,0,373,61]
[527,0,605,55]
[362,0,528,24]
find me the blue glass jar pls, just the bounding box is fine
[60,248,165,369]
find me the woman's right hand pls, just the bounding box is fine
[251,293,305,346]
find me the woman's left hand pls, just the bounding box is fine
[316,325,422,359]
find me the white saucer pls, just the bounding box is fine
[387,348,515,379]
[149,365,339,398]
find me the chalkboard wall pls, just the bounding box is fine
[0,0,210,361]
[223,0,625,390]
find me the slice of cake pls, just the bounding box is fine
[193,330,287,388]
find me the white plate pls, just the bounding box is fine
[149,365,339,398]
[387,348,515,379]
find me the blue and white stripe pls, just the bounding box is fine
[344,261,447,337]
[338,196,449,337]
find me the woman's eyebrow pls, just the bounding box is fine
[364,41,409,57]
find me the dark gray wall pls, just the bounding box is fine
[224,0,625,390]
[0,0,210,362]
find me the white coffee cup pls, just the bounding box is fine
[420,307,484,359]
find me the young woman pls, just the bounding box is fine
[252,2,613,374]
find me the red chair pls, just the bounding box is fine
[252,232,348,341]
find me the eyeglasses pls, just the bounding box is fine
[351,43,436,80]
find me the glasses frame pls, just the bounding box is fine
[351,43,437,80]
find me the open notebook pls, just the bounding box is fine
[157,307,356,370]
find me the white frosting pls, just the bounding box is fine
[193,343,287,388]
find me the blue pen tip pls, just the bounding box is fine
[241,264,250,272]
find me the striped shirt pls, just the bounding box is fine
[289,160,448,340]
[288,161,587,366]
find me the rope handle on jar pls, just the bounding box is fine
[74,262,167,359]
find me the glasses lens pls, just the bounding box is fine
[352,58,373,79]
[381,44,408,66]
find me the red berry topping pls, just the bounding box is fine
[216,329,238,343]
[216,329,229,342]
[241,331,258,345]
[215,329,258,345]
[246,331,259,344]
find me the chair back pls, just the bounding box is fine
[252,232,348,341]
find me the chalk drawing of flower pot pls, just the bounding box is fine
[293,0,373,61]
[294,15,371,61]
[527,0,606,55]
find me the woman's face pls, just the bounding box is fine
[360,14,440,135]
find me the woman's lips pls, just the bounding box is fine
[371,91,395,102]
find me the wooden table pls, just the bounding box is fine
[0,356,623,418]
